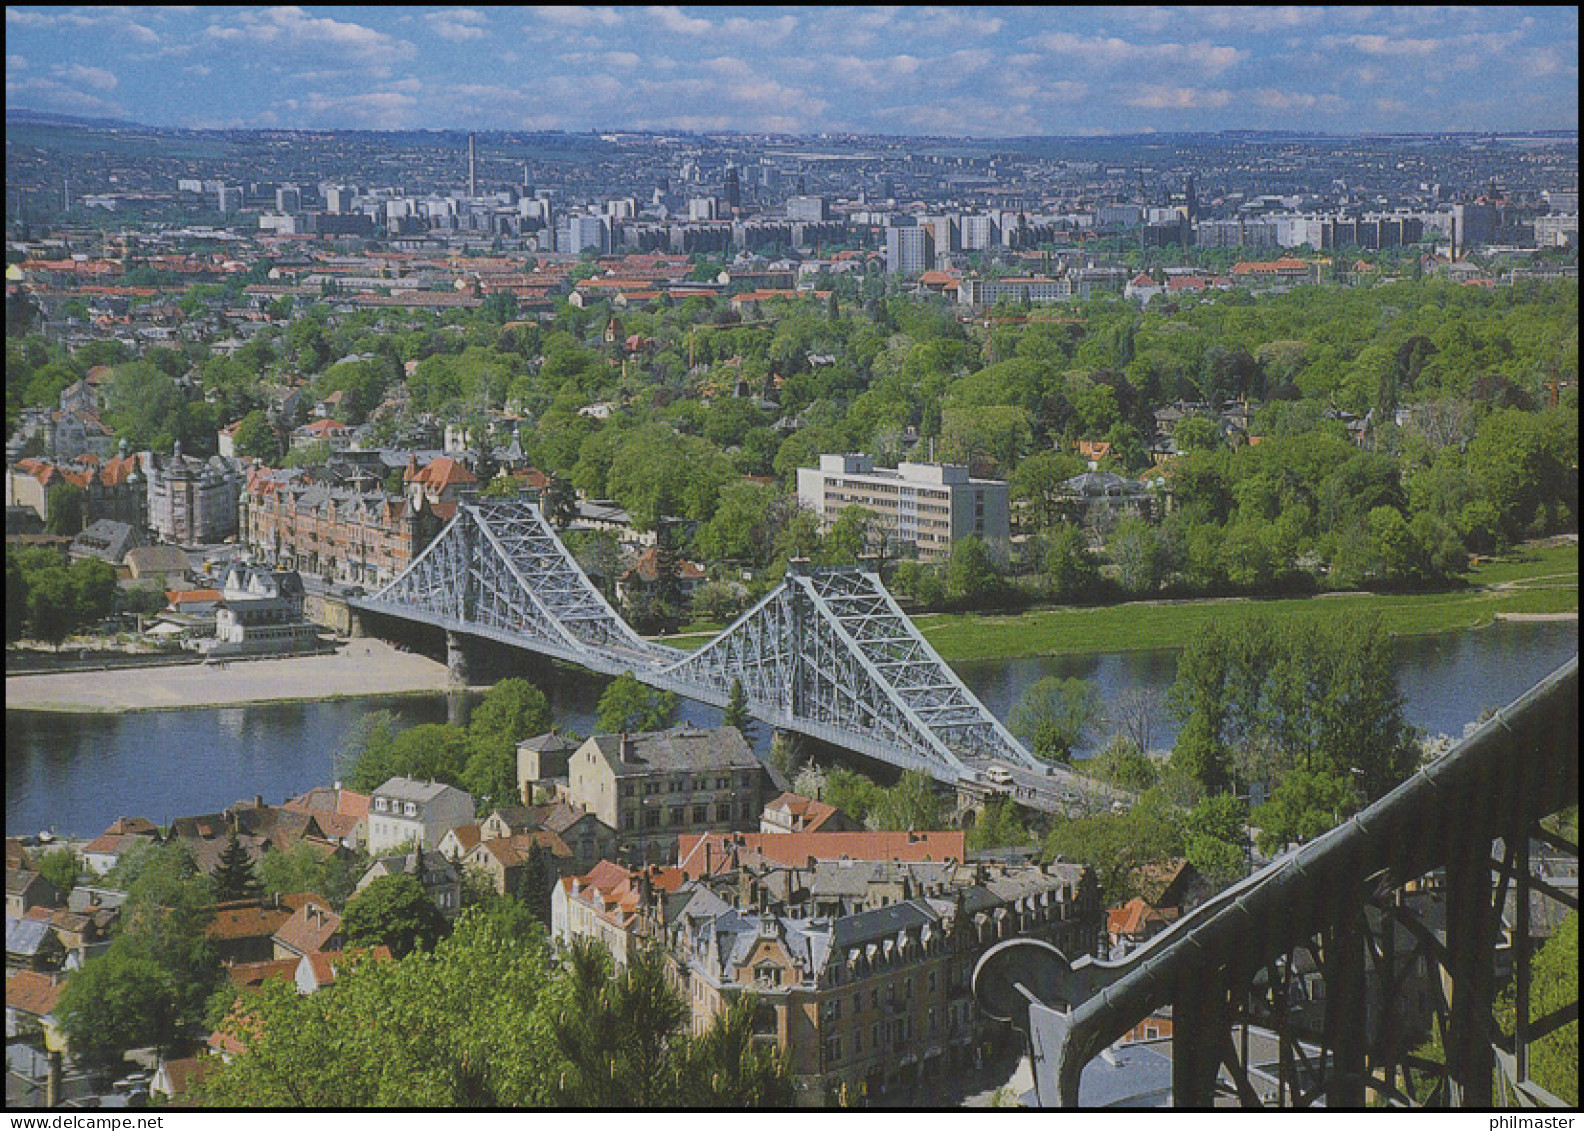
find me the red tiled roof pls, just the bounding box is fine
[5,970,65,1018]
[620,546,705,584]
[407,455,477,489]
[762,792,844,833]
[206,901,293,942]
[298,945,392,989]
[227,958,300,988]
[677,830,966,878]
[473,831,571,868]
[562,863,686,928]
[271,899,340,955]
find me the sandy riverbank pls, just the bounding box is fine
[6,639,457,713]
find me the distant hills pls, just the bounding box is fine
[7,107,145,130]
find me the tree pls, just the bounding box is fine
[255,844,363,909]
[551,940,690,1107]
[34,846,80,897]
[1168,611,1417,803]
[69,841,220,1065]
[44,481,85,535]
[1043,790,1185,904]
[1501,912,1577,1105]
[213,828,262,902]
[337,709,402,789]
[674,993,793,1107]
[722,677,755,745]
[542,475,578,528]
[868,771,943,832]
[1110,514,1164,595]
[56,951,180,1074]
[342,873,450,958]
[469,678,551,745]
[514,845,557,927]
[1044,522,1098,601]
[195,911,560,1106]
[967,797,1032,852]
[232,409,282,462]
[462,730,520,810]
[1181,793,1248,887]
[1081,736,1159,793]
[1011,450,1086,533]
[1009,677,1106,763]
[944,535,1006,609]
[1251,769,1357,856]
[596,672,678,734]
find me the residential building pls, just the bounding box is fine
[210,563,317,655]
[462,831,573,897]
[5,451,144,530]
[516,732,580,800]
[616,546,707,608]
[664,857,1097,1106]
[143,447,244,544]
[552,860,687,968]
[207,898,295,965]
[6,871,59,919]
[885,225,934,275]
[956,276,1070,305]
[239,465,451,589]
[759,793,860,836]
[795,454,1009,561]
[294,946,391,995]
[80,817,160,875]
[355,850,462,917]
[270,899,342,960]
[281,785,369,850]
[491,800,619,875]
[366,778,476,854]
[565,727,774,864]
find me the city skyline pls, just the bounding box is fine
[5,5,1579,137]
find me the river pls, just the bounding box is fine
[5,619,1576,839]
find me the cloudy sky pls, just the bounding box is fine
[5,6,1577,136]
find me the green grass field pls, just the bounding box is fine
[918,542,1578,662]
[653,542,1577,661]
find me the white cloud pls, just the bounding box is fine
[643,7,795,42]
[6,76,128,119]
[280,87,420,129]
[7,54,27,70]
[1031,32,1246,76]
[205,8,414,67]
[425,9,489,42]
[52,63,118,91]
[526,6,623,29]
[1122,85,1233,110]
[645,6,713,36]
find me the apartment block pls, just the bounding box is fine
[564,726,774,865]
[796,454,1009,561]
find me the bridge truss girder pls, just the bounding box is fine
[974,657,1579,1109]
[352,501,1038,785]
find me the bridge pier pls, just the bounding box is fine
[446,630,471,689]
[348,610,365,639]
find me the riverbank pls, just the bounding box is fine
[5,638,455,714]
[918,542,1578,663]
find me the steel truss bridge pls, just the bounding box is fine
[974,657,1578,1109]
[349,499,1040,786]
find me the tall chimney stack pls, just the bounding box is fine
[468,132,477,199]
